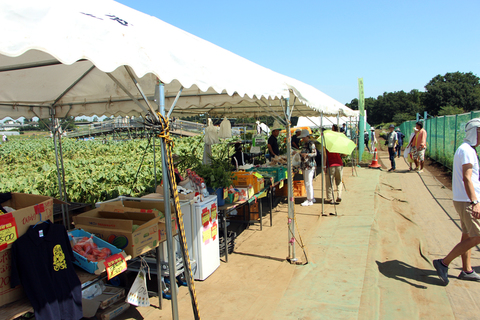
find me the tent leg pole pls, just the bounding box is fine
[57,131,70,228]
[285,98,296,261]
[51,111,67,229]
[158,82,179,320]
[321,112,324,217]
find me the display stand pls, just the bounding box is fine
[218,179,282,262]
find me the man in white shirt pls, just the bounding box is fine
[434,118,480,285]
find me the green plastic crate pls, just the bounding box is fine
[247,166,287,183]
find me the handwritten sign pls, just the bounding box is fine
[279,180,284,189]
[0,213,18,248]
[211,204,217,221]
[211,222,218,240]
[253,172,263,179]
[104,253,127,280]
[223,188,228,199]
[202,228,211,244]
[201,208,210,227]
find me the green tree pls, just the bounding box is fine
[423,72,480,116]
[437,105,465,116]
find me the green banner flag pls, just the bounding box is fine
[358,78,365,117]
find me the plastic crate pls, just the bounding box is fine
[247,167,287,183]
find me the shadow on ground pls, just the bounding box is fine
[376,260,446,288]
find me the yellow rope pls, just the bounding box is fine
[153,112,201,320]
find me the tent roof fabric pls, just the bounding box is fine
[0,0,356,119]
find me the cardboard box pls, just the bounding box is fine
[96,300,130,320]
[68,229,127,274]
[74,200,178,258]
[82,286,125,318]
[95,286,125,310]
[0,193,58,307]
[73,203,161,259]
[118,200,178,243]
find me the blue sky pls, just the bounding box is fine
[116,0,480,105]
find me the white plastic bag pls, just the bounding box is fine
[219,117,232,138]
[126,267,150,307]
[204,118,219,145]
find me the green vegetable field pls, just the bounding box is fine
[0,135,235,204]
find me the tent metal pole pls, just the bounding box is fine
[285,98,296,261]
[106,73,151,115]
[321,112,324,217]
[158,82,179,320]
[167,86,184,118]
[124,66,159,119]
[57,130,70,228]
[50,109,67,229]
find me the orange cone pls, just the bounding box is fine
[369,148,382,168]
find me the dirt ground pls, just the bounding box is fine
[106,140,480,320]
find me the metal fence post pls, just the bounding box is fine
[443,116,446,166]
[454,114,458,153]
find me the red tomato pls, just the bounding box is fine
[73,244,82,252]
[92,249,102,256]
[83,243,94,254]
[86,254,95,262]
[101,247,111,256]
[96,252,107,260]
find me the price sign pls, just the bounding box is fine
[211,222,218,240]
[202,228,211,244]
[0,213,18,248]
[223,188,228,199]
[279,180,284,189]
[211,204,217,221]
[253,172,263,179]
[104,253,127,280]
[201,208,210,227]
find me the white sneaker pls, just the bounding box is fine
[312,198,316,203]
[301,200,313,206]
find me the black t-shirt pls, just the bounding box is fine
[11,222,82,320]
[291,135,300,149]
[268,135,280,156]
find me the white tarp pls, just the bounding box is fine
[297,115,361,128]
[0,0,356,119]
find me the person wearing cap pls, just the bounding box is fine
[299,129,316,206]
[386,124,398,172]
[291,128,302,149]
[267,128,281,159]
[412,121,427,172]
[369,127,377,152]
[434,118,480,285]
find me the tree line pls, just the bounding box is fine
[345,72,480,126]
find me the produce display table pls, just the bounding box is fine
[1,266,104,320]
[218,179,286,263]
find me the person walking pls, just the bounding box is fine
[386,124,398,172]
[433,118,480,285]
[404,128,418,171]
[364,130,370,152]
[299,129,316,206]
[396,128,405,158]
[325,126,344,204]
[412,121,427,172]
[370,127,377,153]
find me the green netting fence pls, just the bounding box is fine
[399,111,480,170]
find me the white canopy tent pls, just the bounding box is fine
[0,1,357,318]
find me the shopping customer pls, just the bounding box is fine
[434,118,480,285]
[299,129,317,206]
[386,124,398,172]
[412,121,427,172]
[325,125,344,204]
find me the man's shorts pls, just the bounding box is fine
[453,201,480,237]
[412,146,425,162]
